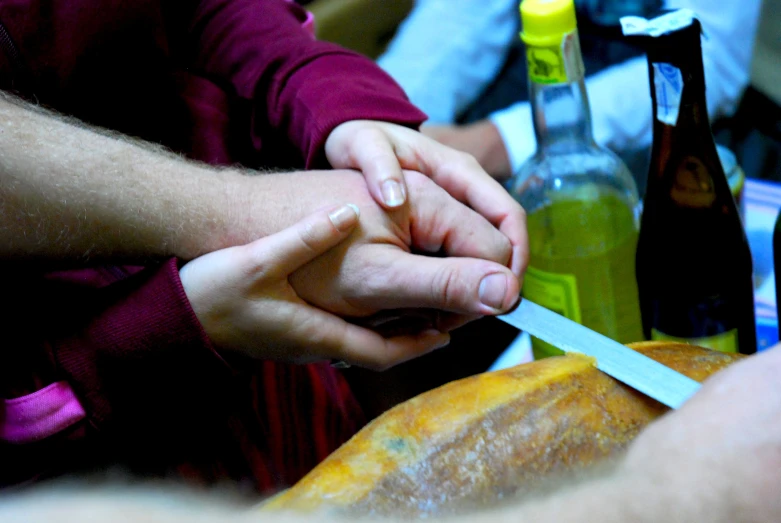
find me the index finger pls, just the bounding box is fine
[421,146,528,276]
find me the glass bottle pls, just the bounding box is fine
[506,0,644,359]
[623,10,757,354]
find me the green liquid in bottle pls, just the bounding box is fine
[523,193,644,359]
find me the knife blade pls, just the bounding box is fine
[498,299,701,409]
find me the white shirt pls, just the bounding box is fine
[377,0,518,125]
[379,0,762,174]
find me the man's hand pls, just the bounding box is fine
[179,204,450,370]
[182,168,522,368]
[422,121,512,180]
[324,120,525,275]
[282,170,521,318]
[0,92,526,345]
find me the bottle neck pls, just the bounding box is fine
[647,33,712,140]
[527,30,596,153]
[643,21,734,209]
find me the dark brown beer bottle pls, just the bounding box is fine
[623,11,756,354]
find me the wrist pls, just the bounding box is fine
[173,169,262,260]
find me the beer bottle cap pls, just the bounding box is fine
[520,0,577,47]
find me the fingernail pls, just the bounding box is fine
[329,204,360,232]
[381,180,406,207]
[479,273,508,310]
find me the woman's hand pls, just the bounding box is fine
[179,204,450,370]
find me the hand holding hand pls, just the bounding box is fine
[179,204,450,370]
[325,120,525,275]
[281,169,522,322]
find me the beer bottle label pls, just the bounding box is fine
[651,328,739,354]
[621,10,695,126]
[620,9,696,37]
[522,266,582,358]
[652,63,683,126]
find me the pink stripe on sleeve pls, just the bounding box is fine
[301,10,315,36]
[284,0,316,37]
[1,382,86,444]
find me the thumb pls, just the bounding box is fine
[244,204,360,278]
[353,248,521,315]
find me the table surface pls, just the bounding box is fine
[491,178,780,371]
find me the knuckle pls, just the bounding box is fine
[402,169,428,192]
[298,220,324,254]
[465,151,480,166]
[456,150,480,169]
[479,228,512,265]
[362,127,389,147]
[498,236,513,264]
[431,264,466,309]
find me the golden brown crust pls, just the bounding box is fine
[265,343,741,516]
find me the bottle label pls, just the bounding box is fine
[651,63,683,126]
[522,266,582,358]
[669,154,717,207]
[651,328,739,354]
[620,9,696,127]
[525,31,584,85]
[526,45,568,84]
[620,9,696,37]
[522,266,582,322]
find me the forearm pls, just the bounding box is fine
[468,468,704,523]
[0,92,256,262]
[0,468,731,523]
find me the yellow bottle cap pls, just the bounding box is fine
[520,0,578,47]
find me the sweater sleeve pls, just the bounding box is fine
[178,0,427,167]
[48,259,235,434]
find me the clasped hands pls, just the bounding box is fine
[180,121,528,370]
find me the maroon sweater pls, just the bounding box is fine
[0,0,426,491]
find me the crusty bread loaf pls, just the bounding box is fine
[264,342,741,517]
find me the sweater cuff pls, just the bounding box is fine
[54,259,234,431]
[281,52,428,169]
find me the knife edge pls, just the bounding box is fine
[498,300,702,409]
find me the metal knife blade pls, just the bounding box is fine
[498,300,701,409]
